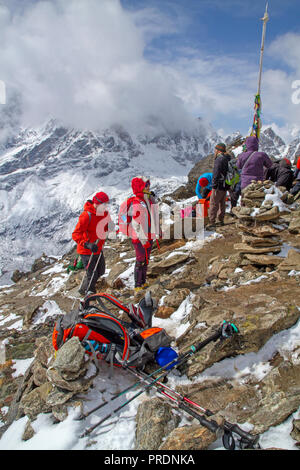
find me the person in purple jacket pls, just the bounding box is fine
[237,136,273,190]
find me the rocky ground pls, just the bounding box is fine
[0,178,300,450]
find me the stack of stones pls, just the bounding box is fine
[232,180,287,270]
[3,337,95,441]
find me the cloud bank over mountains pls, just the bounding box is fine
[0,0,300,140]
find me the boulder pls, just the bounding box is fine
[178,352,300,436]
[164,288,191,309]
[185,290,300,378]
[253,206,280,222]
[135,398,180,450]
[20,382,53,420]
[232,207,252,219]
[290,419,300,444]
[243,190,265,199]
[159,424,217,450]
[31,254,56,273]
[288,212,300,234]
[237,223,282,238]
[234,243,282,255]
[241,235,282,247]
[11,270,27,283]
[46,368,94,393]
[148,253,193,276]
[155,306,175,319]
[51,337,87,381]
[243,254,283,266]
[277,249,300,272]
[22,420,35,441]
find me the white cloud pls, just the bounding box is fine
[0,0,198,134]
[1,0,300,141]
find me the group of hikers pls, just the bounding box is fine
[72,176,160,297]
[72,135,300,297]
[196,136,300,231]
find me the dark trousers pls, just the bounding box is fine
[133,241,153,287]
[291,182,300,196]
[80,253,106,294]
[208,189,227,224]
[228,187,241,209]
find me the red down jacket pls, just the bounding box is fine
[72,200,112,255]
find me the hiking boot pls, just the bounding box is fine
[205,224,216,231]
[134,286,144,293]
[216,221,224,226]
[142,282,149,289]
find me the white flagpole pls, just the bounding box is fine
[257,3,269,96]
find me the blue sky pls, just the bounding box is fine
[1,0,300,141]
[120,0,300,139]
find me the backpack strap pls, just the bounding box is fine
[242,151,256,172]
[86,211,92,223]
[82,293,130,315]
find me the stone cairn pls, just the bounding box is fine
[232,180,286,270]
[1,336,94,441]
[206,180,300,289]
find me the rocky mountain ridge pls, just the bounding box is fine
[0,118,221,283]
[1,119,300,285]
[0,178,299,450]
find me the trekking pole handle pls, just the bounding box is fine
[178,403,221,435]
[192,330,222,353]
[223,422,260,448]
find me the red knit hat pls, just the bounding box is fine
[199,177,209,188]
[283,158,292,167]
[92,192,109,205]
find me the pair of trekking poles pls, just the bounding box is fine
[72,239,102,307]
[78,321,261,450]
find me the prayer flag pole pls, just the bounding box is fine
[251,3,269,140]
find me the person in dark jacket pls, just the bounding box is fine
[206,143,230,230]
[237,136,273,190]
[265,161,279,182]
[275,158,294,191]
[291,154,300,196]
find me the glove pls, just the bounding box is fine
[84,242,98,253]
[143,241,151,249]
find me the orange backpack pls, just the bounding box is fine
[52,292,172,369]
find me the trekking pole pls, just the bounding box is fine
[80,321,238,438]
[127,367,260,450]
[77,379,141,421]
[85,250,103,294]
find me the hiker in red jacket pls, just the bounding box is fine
[72,191,113,295]
[125,176,160,293]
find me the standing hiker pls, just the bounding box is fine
[119,176,160,294]
[275,158,294,191]
[206,143,230,231]
[72,191,113,296]
[237,136,272,191]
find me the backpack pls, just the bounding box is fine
[225,159,240,187]
[52,292,174,370]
